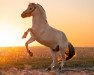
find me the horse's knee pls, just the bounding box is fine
[28,28,32,31]
[25,42,28,47]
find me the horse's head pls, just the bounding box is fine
[21,3,47,21]
[21,3,37,18]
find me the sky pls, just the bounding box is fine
[0,0,94,47]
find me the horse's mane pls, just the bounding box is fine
[37,4,47,22]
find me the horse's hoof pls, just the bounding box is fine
[22,35,26,39]
[57,66,62,72]
[22,32,28,39]
[22,36,26,39]
[29,52,33,57]
[46,67,51,71]
[28,51,33,57]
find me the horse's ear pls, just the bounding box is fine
[36,3,40,6]
[32,3,36,6]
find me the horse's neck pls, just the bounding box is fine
[32,14,49,32]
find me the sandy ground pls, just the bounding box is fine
[0,67,94,75]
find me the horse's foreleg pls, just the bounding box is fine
[25,37,35,57]
[46,49,56,71]
[22,28,32,39]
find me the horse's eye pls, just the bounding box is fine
[30,8,32,10]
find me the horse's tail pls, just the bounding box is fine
[66,42,75,60]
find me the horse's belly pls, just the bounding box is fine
[35,37,57,48]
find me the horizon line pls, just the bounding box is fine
[0,46,94,48]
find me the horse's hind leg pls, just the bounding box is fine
[25,37,35,57]
[46,49,56,71]
[59,57,66,71]
[58,48,67,71]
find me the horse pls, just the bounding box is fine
[21,3,75,71]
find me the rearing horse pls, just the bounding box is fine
[21,3,75,71]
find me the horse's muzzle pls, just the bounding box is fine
[21,13,26,18]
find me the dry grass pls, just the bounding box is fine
[0,46,94,69]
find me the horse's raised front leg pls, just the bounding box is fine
[22,28,32,39]
[46,49,56,71]
[25,37,35,57]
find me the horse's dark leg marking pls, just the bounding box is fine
[52,45,59,52]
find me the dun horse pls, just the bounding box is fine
[21,3,75,71]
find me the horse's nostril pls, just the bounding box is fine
[21,13,25,18]
[30,8,32,10]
